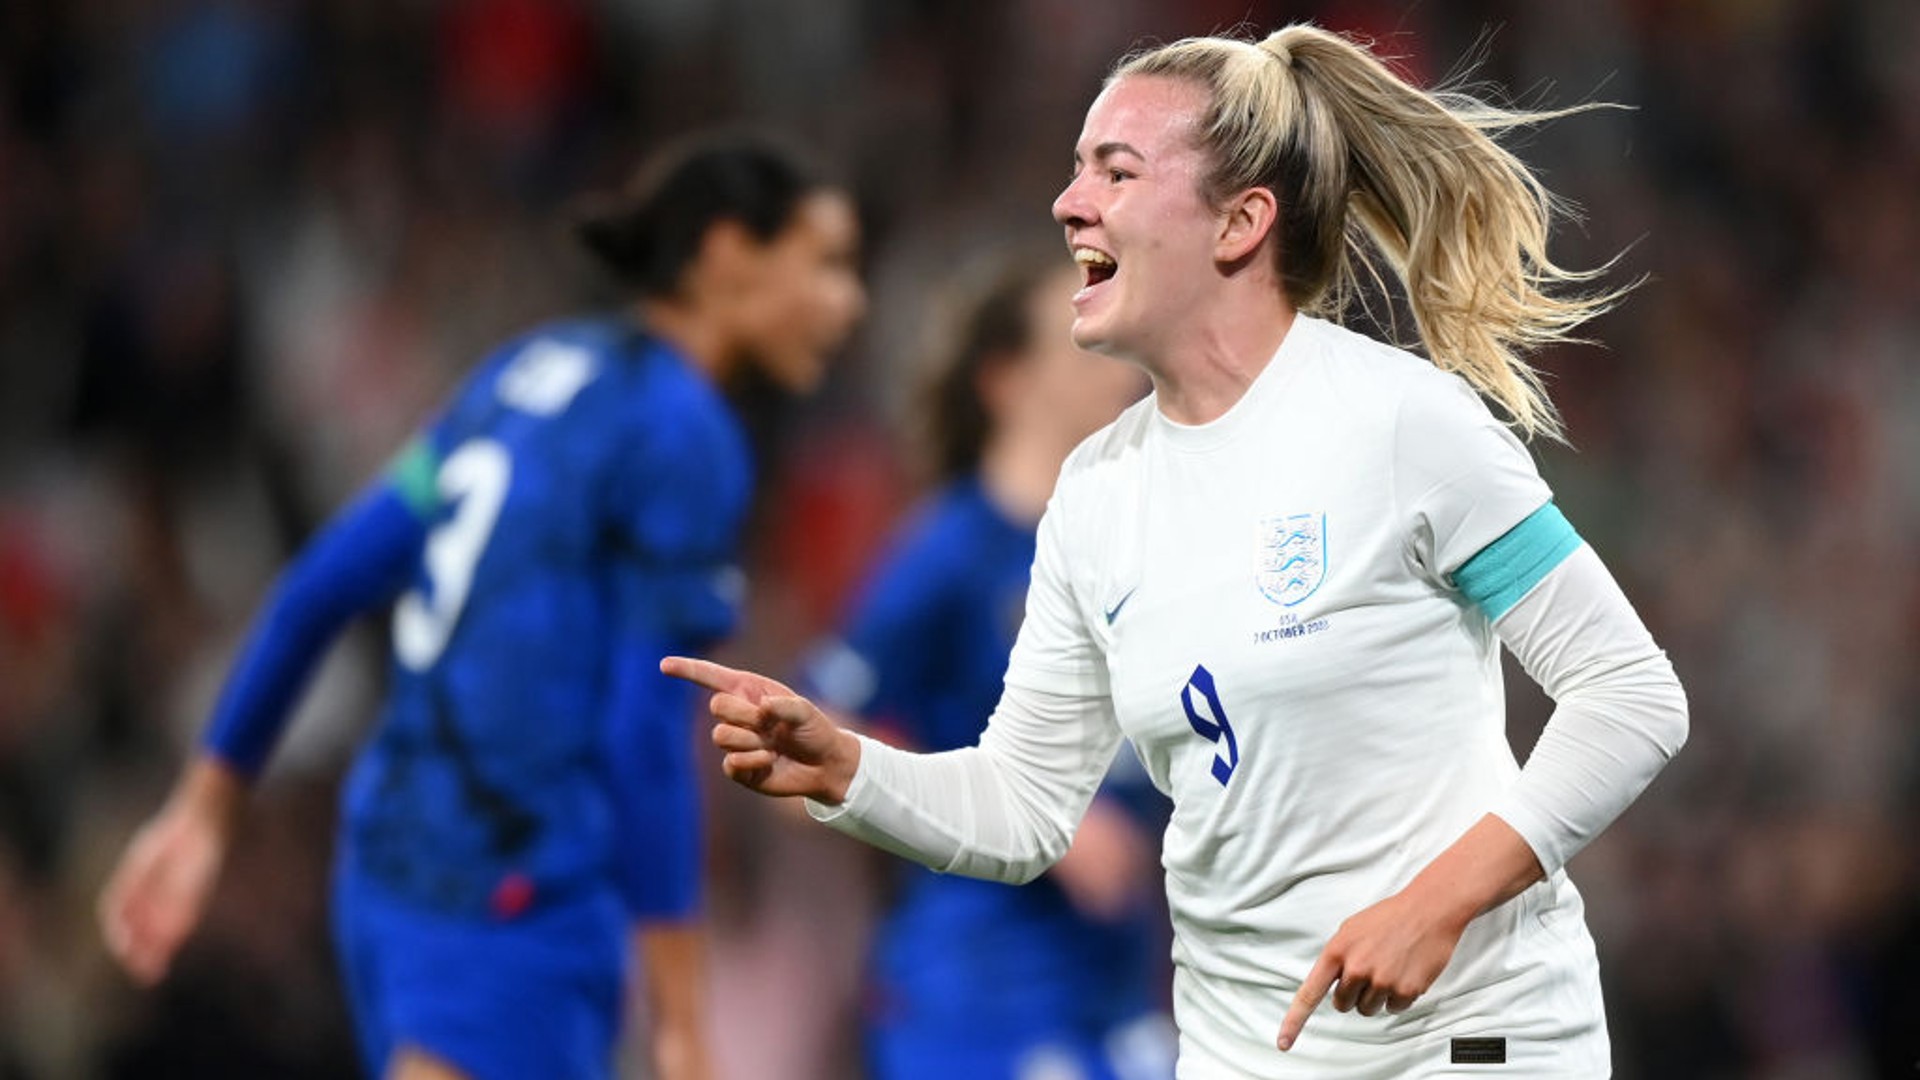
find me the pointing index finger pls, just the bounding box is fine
[1278,950,1340,1051]
[660,656,739,694]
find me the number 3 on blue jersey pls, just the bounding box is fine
[1182,664,1238,786]
[394,439,512,671]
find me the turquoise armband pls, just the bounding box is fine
[1452,502,1582,620]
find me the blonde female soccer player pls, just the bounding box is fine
[664,26,1685,1079]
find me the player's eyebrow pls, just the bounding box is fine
[1073,141,1147,166]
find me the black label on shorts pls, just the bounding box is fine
[1451,1037,1507,1064]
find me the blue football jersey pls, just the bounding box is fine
[340,317,750,919]
[804,478,1164,1041]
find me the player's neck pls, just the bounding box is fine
[638,298,730,380]
[977,432,1066,528]
[1148,302,1295,426]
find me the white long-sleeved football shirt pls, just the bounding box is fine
[812,315,1686,1078]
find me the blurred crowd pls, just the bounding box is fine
[1,0,1915,1077]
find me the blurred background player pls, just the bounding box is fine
[94,134,867,1080]
[798,258,1170,1080]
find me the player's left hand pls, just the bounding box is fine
[1278,814,1546,1051]
[1275,888,1468,1051]
[98,758,243,986]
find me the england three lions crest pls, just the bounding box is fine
[1256,513,1328,607]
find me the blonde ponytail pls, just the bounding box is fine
[1115,25,1630,440]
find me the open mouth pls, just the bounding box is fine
[1073,246,1117,289]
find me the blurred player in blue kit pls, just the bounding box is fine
[97,135,867,1080]
[800,259,1173,1080]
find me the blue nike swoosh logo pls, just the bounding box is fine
[1104,587,1137,625]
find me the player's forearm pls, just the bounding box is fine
[1399,813,1544,934]
[202,484,424,775]
[808,684,1119,884]
[168,756,248,840]
[649,1021,714,1080]
[1489,545,1689,875]
[633,923,714,1080]
[810,736,1062,883]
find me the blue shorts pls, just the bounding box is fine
[331,866,625,1080]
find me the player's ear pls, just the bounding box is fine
[1215,187,1278,264]
[697,219,760,286]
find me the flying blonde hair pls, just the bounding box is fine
[1115,24,1629,440]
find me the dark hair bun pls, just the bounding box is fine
[573,131,826,297]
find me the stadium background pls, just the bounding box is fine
[0,0,1915,1076]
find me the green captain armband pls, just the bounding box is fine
[1451,502,1583,621]
[387,437,443,520]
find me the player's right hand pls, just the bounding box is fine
[98,759,240,986]
[660,657,862,803]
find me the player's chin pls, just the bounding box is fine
[1068,312,1119,356]
[758,348,829,394]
